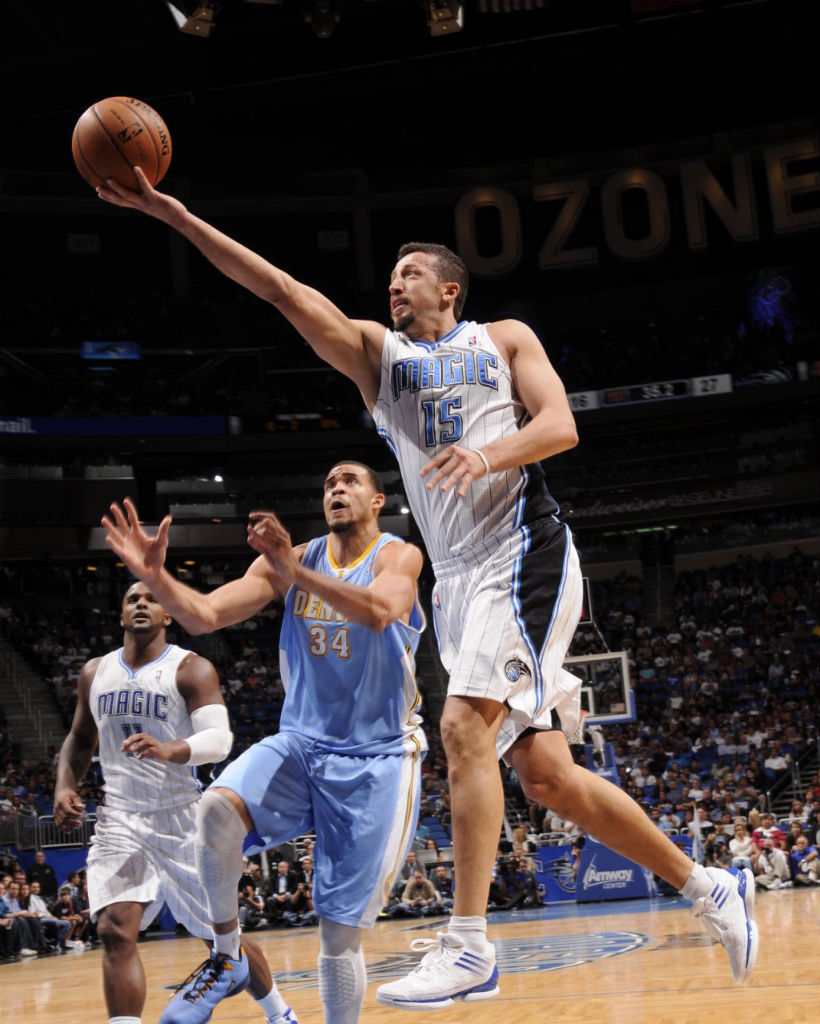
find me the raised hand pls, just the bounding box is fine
[247,510,298,584]
[102,497,171,584]
[95,165,186,224]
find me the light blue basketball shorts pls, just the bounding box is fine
[212,731,424,928]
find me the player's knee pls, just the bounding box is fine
[197,788,247,850]
[96,908,138,957]
[319,917,361,958]
[439,706,489,762]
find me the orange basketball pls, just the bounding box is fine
[72,96,172,191]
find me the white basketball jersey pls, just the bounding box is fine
[89,644,201,812]
[372,320,559,569]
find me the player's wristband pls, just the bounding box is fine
[185,704,233,765]
[470,448,491,477]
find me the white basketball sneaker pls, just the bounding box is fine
[376,931,499,1011]
[692,867,758,983]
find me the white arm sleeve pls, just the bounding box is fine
[184,704,233,765]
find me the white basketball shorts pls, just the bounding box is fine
[431,516,583,758]
[87,802,211,937]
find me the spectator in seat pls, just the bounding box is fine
[729,822,756,870]
[789,836,820,885]
[51,885,85,947]
[238,882,265,930]
[265,860,298,926]
[787,799,808,824]
[752,813,783,850]
[428,865,455,916]
[763,742,790,778]
[753,838,791,890]
[26,880,71,950]
[26,850,58,901]
[390,869,437,918]
[2,880,46,952]
[282,880,317,927]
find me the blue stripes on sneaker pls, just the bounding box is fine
[454,952,492,976]
[709,882,730,909]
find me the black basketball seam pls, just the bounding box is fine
[88,101,147,186]
[73,124,115,188]
[125,99,165,183]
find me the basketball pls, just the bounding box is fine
[72,96,172,191]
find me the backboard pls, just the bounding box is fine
[562,651,635,726]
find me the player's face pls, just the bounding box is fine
[388,252,448,332]
[323,464,383,534]
[121,582,171,635]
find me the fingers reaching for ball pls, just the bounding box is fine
[95,164,188,223]
[96,166,153,205]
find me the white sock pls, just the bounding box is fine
[680,863,713,901]
[256,983,289,1019]
[109,1018,141,1024]
[447,915,489,952]
[213,927,241,960]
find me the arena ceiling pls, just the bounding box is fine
[2,0,813,184]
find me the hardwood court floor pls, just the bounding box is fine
[2,887,817,1023]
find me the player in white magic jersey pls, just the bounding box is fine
[97,173,759,1000]
[54,582,294,1024]
[374,319,560,567]
[101,464,426,1024]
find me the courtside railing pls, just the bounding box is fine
[0,813,97,850]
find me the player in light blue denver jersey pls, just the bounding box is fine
[279,532,425,757]
[98,174,758,1002]
[102,464,426,1024]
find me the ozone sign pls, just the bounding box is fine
[454,135,819,275]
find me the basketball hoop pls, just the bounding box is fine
[566,708,588,746]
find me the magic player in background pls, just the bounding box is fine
[97,171,758,1006]
[54,581,294,1024]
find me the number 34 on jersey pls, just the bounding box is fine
[292,587,351,660]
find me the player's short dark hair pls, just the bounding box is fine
[327,461,384,496]
[396,242,469,319]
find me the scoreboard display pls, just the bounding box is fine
[601,379,689,406]
[569,373,732,411]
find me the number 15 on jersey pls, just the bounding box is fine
[422,396,463,447]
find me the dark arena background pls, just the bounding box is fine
[1,2,818,1021]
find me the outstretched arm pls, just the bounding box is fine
[96,168,385,406]
[102,497,282,634]
[248,510,423,632]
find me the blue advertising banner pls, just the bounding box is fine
[575,839,656,902]
[0,416,226,437]
[80,341,141,360]
[534,844,577,903]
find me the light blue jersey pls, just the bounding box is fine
[278,532,427,757]
[216,529,428,926]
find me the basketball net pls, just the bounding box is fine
[566,708,588,746]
